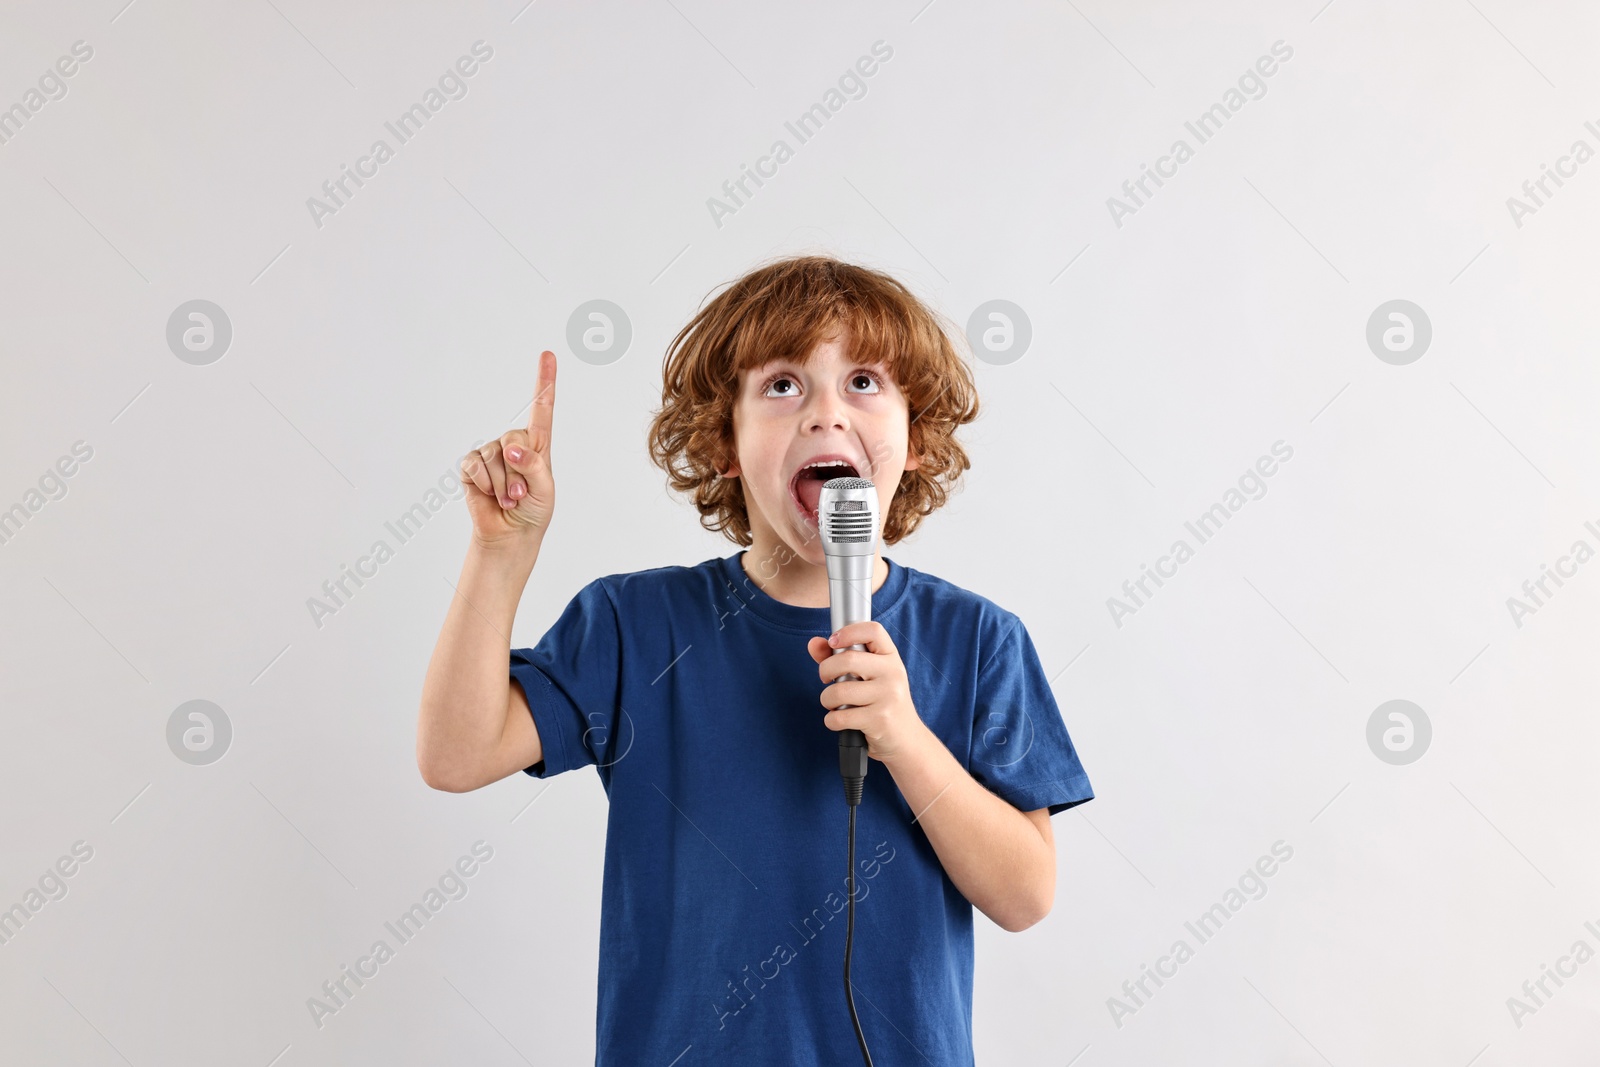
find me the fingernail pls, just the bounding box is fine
[507,446,523,462]
[511,483,523,499]
[828,633,839,646]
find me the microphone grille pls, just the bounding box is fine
[820,477,877,544]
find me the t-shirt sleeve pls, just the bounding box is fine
[508,578,625,779]
[968,619,1094,815]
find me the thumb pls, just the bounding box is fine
[807,636,832,665]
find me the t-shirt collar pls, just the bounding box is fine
[717,550,909,633]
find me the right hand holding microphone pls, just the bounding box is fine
[459,349,557,550]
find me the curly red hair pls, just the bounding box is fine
[646,255,980,546]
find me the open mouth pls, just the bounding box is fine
[789,457,861,526]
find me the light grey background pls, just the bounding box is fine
[2,0,1597,1063]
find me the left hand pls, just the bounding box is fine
[808,621,928,764]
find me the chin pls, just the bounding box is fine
[784,535,828,567]
[775,514,827,565]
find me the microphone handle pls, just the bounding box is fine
[829,569,873,805]
[836,648,869,796]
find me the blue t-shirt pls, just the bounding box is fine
[509,551,1093,1065]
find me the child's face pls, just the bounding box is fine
[725,334,920,566]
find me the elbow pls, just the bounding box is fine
[421,764,482,793]
[416,745,476,794]
[418,758,460,792]
[994,871,1055,933]
[995,896,1051,933]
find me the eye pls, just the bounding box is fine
[761,373,799,398]
[847,370,884,394]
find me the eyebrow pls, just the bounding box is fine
[754,358,889,373]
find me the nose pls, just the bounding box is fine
[804,386,850,434]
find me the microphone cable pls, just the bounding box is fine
[841,730,873,1065]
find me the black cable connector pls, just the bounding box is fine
[840,728,868,806]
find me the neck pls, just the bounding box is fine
[741,531,888,608]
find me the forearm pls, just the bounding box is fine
[881,724,1053,932]
[416,538,540,785]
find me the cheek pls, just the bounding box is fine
[742,424,786,466]
[868,435,906,475]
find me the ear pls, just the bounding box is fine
[719,442,740,479]
[903,435,922,472]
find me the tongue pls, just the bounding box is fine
[796,476,824,516]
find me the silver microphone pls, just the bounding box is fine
[818,476,879,806]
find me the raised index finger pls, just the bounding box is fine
[528,349,557,452]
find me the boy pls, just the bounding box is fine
[416,256,1094,1064]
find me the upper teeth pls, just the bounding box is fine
[804,459,848,469]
